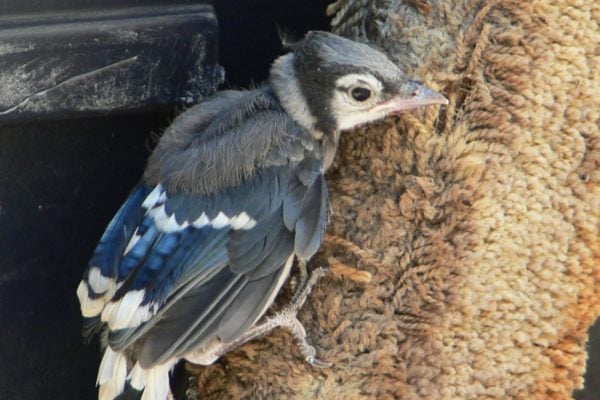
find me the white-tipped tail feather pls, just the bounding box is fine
[97,349,174,400]
[128,361,173,400]
[98,348,128,400]
[129,362,147,391]
[141,363,173,400]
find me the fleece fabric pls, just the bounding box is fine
[190,1,600,398]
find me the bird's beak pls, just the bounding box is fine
[373,84,448,115]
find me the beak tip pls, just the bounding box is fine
[425,88,448,106]
[377,86,449,114]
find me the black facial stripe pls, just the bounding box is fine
[293,53,340,134]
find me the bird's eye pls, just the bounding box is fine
[350,87,371,102]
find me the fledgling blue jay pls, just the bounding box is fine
[77,31,447,400]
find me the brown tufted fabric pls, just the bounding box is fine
[190,1,600,398]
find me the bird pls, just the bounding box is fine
[76,30,448,400]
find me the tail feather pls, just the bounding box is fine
[82,317,103,343]
[98,348,128,400]
[140,363,172,400]
[95,353,173,400]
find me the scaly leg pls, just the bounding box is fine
[292,259,309,303]
[214,267,331,367]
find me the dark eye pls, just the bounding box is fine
[350,87,371,102]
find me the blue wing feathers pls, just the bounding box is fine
[87,185,149,283]
[294,174,328,260]
[226,206,281,254]
[246,229,294,280]
[81,87,338,379]
[283,178,306,230]
[117,221,161,281]
[107,251,230,352]
[172,233,229,290]
[228,211,292,277]
[170,278,248,360]
[89,159,329,368]
[140,230,205,302]
[218,267,290,342]
[142,227,229,305]
[139,270,248,366]
[296,157,321,186]
[227,208,285,274]
[163,168,283,225]
[127,233,180,291]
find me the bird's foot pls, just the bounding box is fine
[217,267,331,367]
[274,266,331,367]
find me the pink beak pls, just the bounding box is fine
[374,85,448,115]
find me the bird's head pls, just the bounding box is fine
[270,31,448,137]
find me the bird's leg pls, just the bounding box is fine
[274,266,331,367]
[214,267,331,367]
[291,259,309,303]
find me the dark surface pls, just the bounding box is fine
[0,0,202,15]
[0,115,166,399]
[215,0,332,87]
[0,2,220,399]
[0,4,220,124]
[576,318,600,400]
[0,0,332,399]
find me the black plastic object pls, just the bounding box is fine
[0,3,222,124]
[0,0,200,15]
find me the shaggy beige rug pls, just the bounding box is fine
[190,0,600,398]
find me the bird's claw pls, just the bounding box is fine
[306,356,333,368]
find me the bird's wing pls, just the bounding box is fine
[77,158,327,368]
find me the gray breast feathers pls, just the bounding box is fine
[144,88,317,194]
